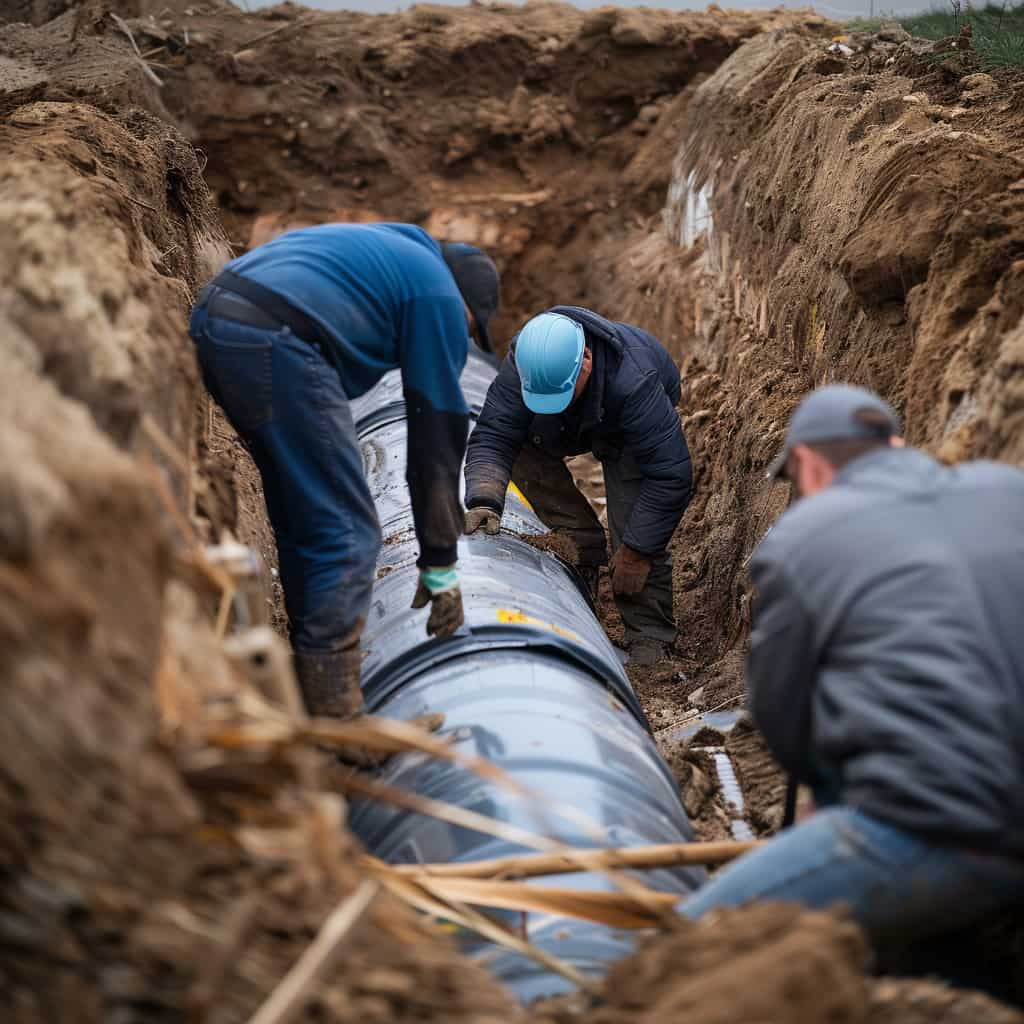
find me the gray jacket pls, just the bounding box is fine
[749,447,1024,854]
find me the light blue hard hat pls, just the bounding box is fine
[514,312,586,415]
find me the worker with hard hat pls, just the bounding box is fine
[681,383,1024,970]
[463,306,691,665]
[190,223,500,719]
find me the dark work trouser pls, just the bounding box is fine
[190,291,381,654]
[510,443,676,647]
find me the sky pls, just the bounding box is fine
[238,0,944,21]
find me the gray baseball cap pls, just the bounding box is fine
[768,384,901,480]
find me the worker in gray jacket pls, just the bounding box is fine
[681,384,1024,958]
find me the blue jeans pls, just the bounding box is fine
[681,807,1024,949]
[190,301,381,652]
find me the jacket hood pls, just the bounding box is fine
[546,305,625,358]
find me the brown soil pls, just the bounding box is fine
[144,0,831,345]
[5,1,1024,1021]
[724,715,788,836]
[869,980,1024,1024]
[522,530,581,565]
[657,741,735,843]
[538,903,870,1024]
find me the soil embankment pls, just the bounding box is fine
[587,21,1024,743]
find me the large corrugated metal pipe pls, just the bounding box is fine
[348,349,703,1002]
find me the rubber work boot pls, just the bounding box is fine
[293,649,446,731]
[293,648,364,719]
[628,640,669,668]
[293,649,445,767]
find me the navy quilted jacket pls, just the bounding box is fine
[465,305,691,555]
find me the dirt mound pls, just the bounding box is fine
[537,903,869,1024]
[870,979,1024,1024]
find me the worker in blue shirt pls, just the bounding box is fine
[189,223,500,719]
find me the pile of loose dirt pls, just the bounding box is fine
[537,903,870,1024]
[535,905,1024,1024]
[870,979,1024,1024]
[723,715,788,835]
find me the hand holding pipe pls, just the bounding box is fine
[411,567,464,638]
[465,506,501,535]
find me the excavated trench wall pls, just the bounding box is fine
[144,0,831,349]
[585,28,1024,702]
[0,93,531,1023]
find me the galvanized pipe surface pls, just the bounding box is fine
[348,349,703,1002]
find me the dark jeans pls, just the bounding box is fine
[510,443,676,646]
[190,292,380,653]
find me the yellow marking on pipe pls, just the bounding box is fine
[506,481,534,513]
[497,608,580,644]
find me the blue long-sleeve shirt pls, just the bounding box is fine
[226,223,469,566]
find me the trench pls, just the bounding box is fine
[2,3,795,1013]
[8,2,1024,1019]
[182,3,791,995]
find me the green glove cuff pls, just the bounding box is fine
[420,566,459,595]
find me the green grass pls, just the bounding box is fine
[846,2,1024,69]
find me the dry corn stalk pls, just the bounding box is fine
[377,867,596,992]
[246,880,380,1024]
[382,839,760,880]
[206,711,685,921]
[376,871,679,929]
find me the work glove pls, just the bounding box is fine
[609,544,652,597]
[411,566,465,639]
[464,505,501,536]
